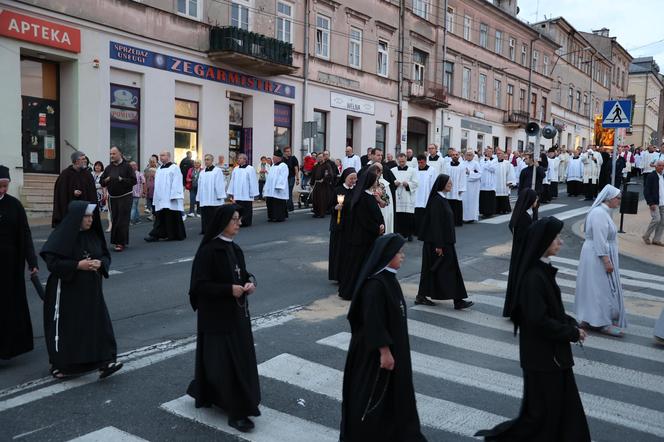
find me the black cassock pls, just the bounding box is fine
[338,193,384,300]
[149,209,186,240]
[42,229,117,373]
[311,161,335,217]
[417,193,467,300]
[341,270,426,442]
[477,261,590,441]
[328,185,353,281]
[0,194,38,359]
[187,238,260,419]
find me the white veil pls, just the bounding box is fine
[591,184,621,209]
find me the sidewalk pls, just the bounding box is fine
[571,200,664,268]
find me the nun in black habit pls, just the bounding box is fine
[328,167,357,281]
[0,165,39,360]
[40,201,122,379]
[476,217,591,442]
[503,189,538,317]
[186,204,260,433]
[340,234,426,442]
[338,165,385,300]
[415,174,473,309]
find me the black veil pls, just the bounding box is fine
[41,201,106,260]
[508,189,538,233]
[350,165,379,209]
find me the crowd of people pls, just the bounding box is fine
[1,138,663,439]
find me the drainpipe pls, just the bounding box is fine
[440,0,448,152]
[588,54,594,145]
[642,73,649,147]
[396,0,404,154]
[300,0,310,159]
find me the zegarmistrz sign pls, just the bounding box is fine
[109,41,295,99]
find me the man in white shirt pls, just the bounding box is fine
[228,153,260,227]
[414,154,437,234]
[406,148,417,169]
[445,150,467,226]
[426,144,446,176]
[263,150,290,222]
[341,146,362,172]
[391,153,419,240]
[479,148,497,218]
[461,150,481,223]
[145,150,186,242]
[196,154,227,234]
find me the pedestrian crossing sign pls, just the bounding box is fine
[602,100,632,128]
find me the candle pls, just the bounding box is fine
[337,194,345,224]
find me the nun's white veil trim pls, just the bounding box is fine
[592,184,620,209]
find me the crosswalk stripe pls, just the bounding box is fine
[551,256,664,283]
[411,305,664,364]
[68,426,148,442]
[406,319,664,395]
[469,294,656,339]
[479,204,566,224]
[550,206,592,220]
[318,333,664,438]
[161,395,338,442]
[258,353,506,438]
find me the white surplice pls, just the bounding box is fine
[581,150,603,184]
[427,155,446,176]
[558,152,570,181]
[479,157,497,191]
[415,166,436,209]
[495,160,515,196]
[228,165,259,201]
[546,156,560,183]
[153,163,184,212]
[391,165,419,214]
[378,177,394,234]
[341,154,362,172]
[444,162,467,201]
[263,161,289,200]
[196,167,227,207]
[462,159,481,221]
[567,157,584,182]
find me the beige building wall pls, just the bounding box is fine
[627,71,663,148]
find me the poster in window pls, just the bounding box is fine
[111,84,140,109]
[38,113,46,126]
[44,135,56,159]
[229,100,243,126]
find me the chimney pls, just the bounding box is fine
[592,28,610,37]
[493,0,519,17]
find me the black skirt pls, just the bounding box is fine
[475,369,590,442]
[328,230,345,281]
[338,243,372,300]
[417,242,468,300]
[496,196,511,214]
[479,190,496,216]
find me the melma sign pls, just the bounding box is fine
[0,9,81,53]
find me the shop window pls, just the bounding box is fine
[174,98,199,165]
[476,133,484,151]
[274,103,292,151]
[460,130,469,152]
[376,122,387,150]
[346,118,354,148]
[110,84,140,164]
[443,126,451,151]
[313,110,327,151]
[228,99,243,164]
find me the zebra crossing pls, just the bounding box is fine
[479,191,593,225]
[70,257,663,442]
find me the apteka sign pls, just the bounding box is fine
[0,9,80,53]
[109,41,295,99]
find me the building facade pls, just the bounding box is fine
[626,57,664,148]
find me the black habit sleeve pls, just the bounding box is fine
[18,201,38,269]
[361,278,393,350]
[190,244,234,309]
[43,254,79,282]
[356,194,385,236]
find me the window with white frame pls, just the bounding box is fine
[463,16,471,41]
[479,23,488,48]
[543,54,549,76]
[521,44,527,65]
[462,67,471,99]
[231,1,249,30]
[377,40,389,76]
[494,79,502,108]
[316,15,330,58]
[446,6,454,33]
[349,27,362,69]
[508,37,515,61]
[532,49,539,73]
[494,30,503,54]
[413,49,427,85]
[413,0,428,19]
[276,1,293,43]
[177,0,201,19]
[479,73,487,104]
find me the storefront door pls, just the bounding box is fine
[21,58,59,173]
[407,117,428,155]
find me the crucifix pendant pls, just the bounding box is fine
[234,264,242,281]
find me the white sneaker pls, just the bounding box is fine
[182,214,187,222]
[195,213,201,218]
[187,213,195,217]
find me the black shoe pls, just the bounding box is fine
[454,300,474,310]
[415,296,436,306]
[228,417,254,432]
[99,362,123,379]
[143,236,158,242]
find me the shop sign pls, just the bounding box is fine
[274,103,292,127]
[110,108,139,122]
[461,119,492,134]
[330,91,375,115]
[0,10,81,53]
[110,41,295,99]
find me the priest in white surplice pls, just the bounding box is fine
[341,146,362,172]
[414,153,437,235]
[581,147,603,200]
[145,150,186,241]
[479,148,497,218]
[426,144,447,176]
[566,150,584,196]
[445,150,467,226]
[461,150,481,223]
[196,154,227,234]
[227,153,259,227]
[495,150,515,214]
[264,150,289,222]
[391,153,419,240]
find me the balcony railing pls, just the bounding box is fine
[208,26,295,75]
[504,110,530,126]
[408,80,449,108]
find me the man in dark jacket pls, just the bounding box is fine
[643,160,664,245]
[51,151,97,227]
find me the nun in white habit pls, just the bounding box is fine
[574,184,627,337]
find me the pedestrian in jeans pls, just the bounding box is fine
[283,146,299,212]
[643,160,664,246]
[130,161,145,225]
[186,160,202,217]
[258,156,269,200]
[144,156,157,220]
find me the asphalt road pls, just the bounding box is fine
[1,189,663,442]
